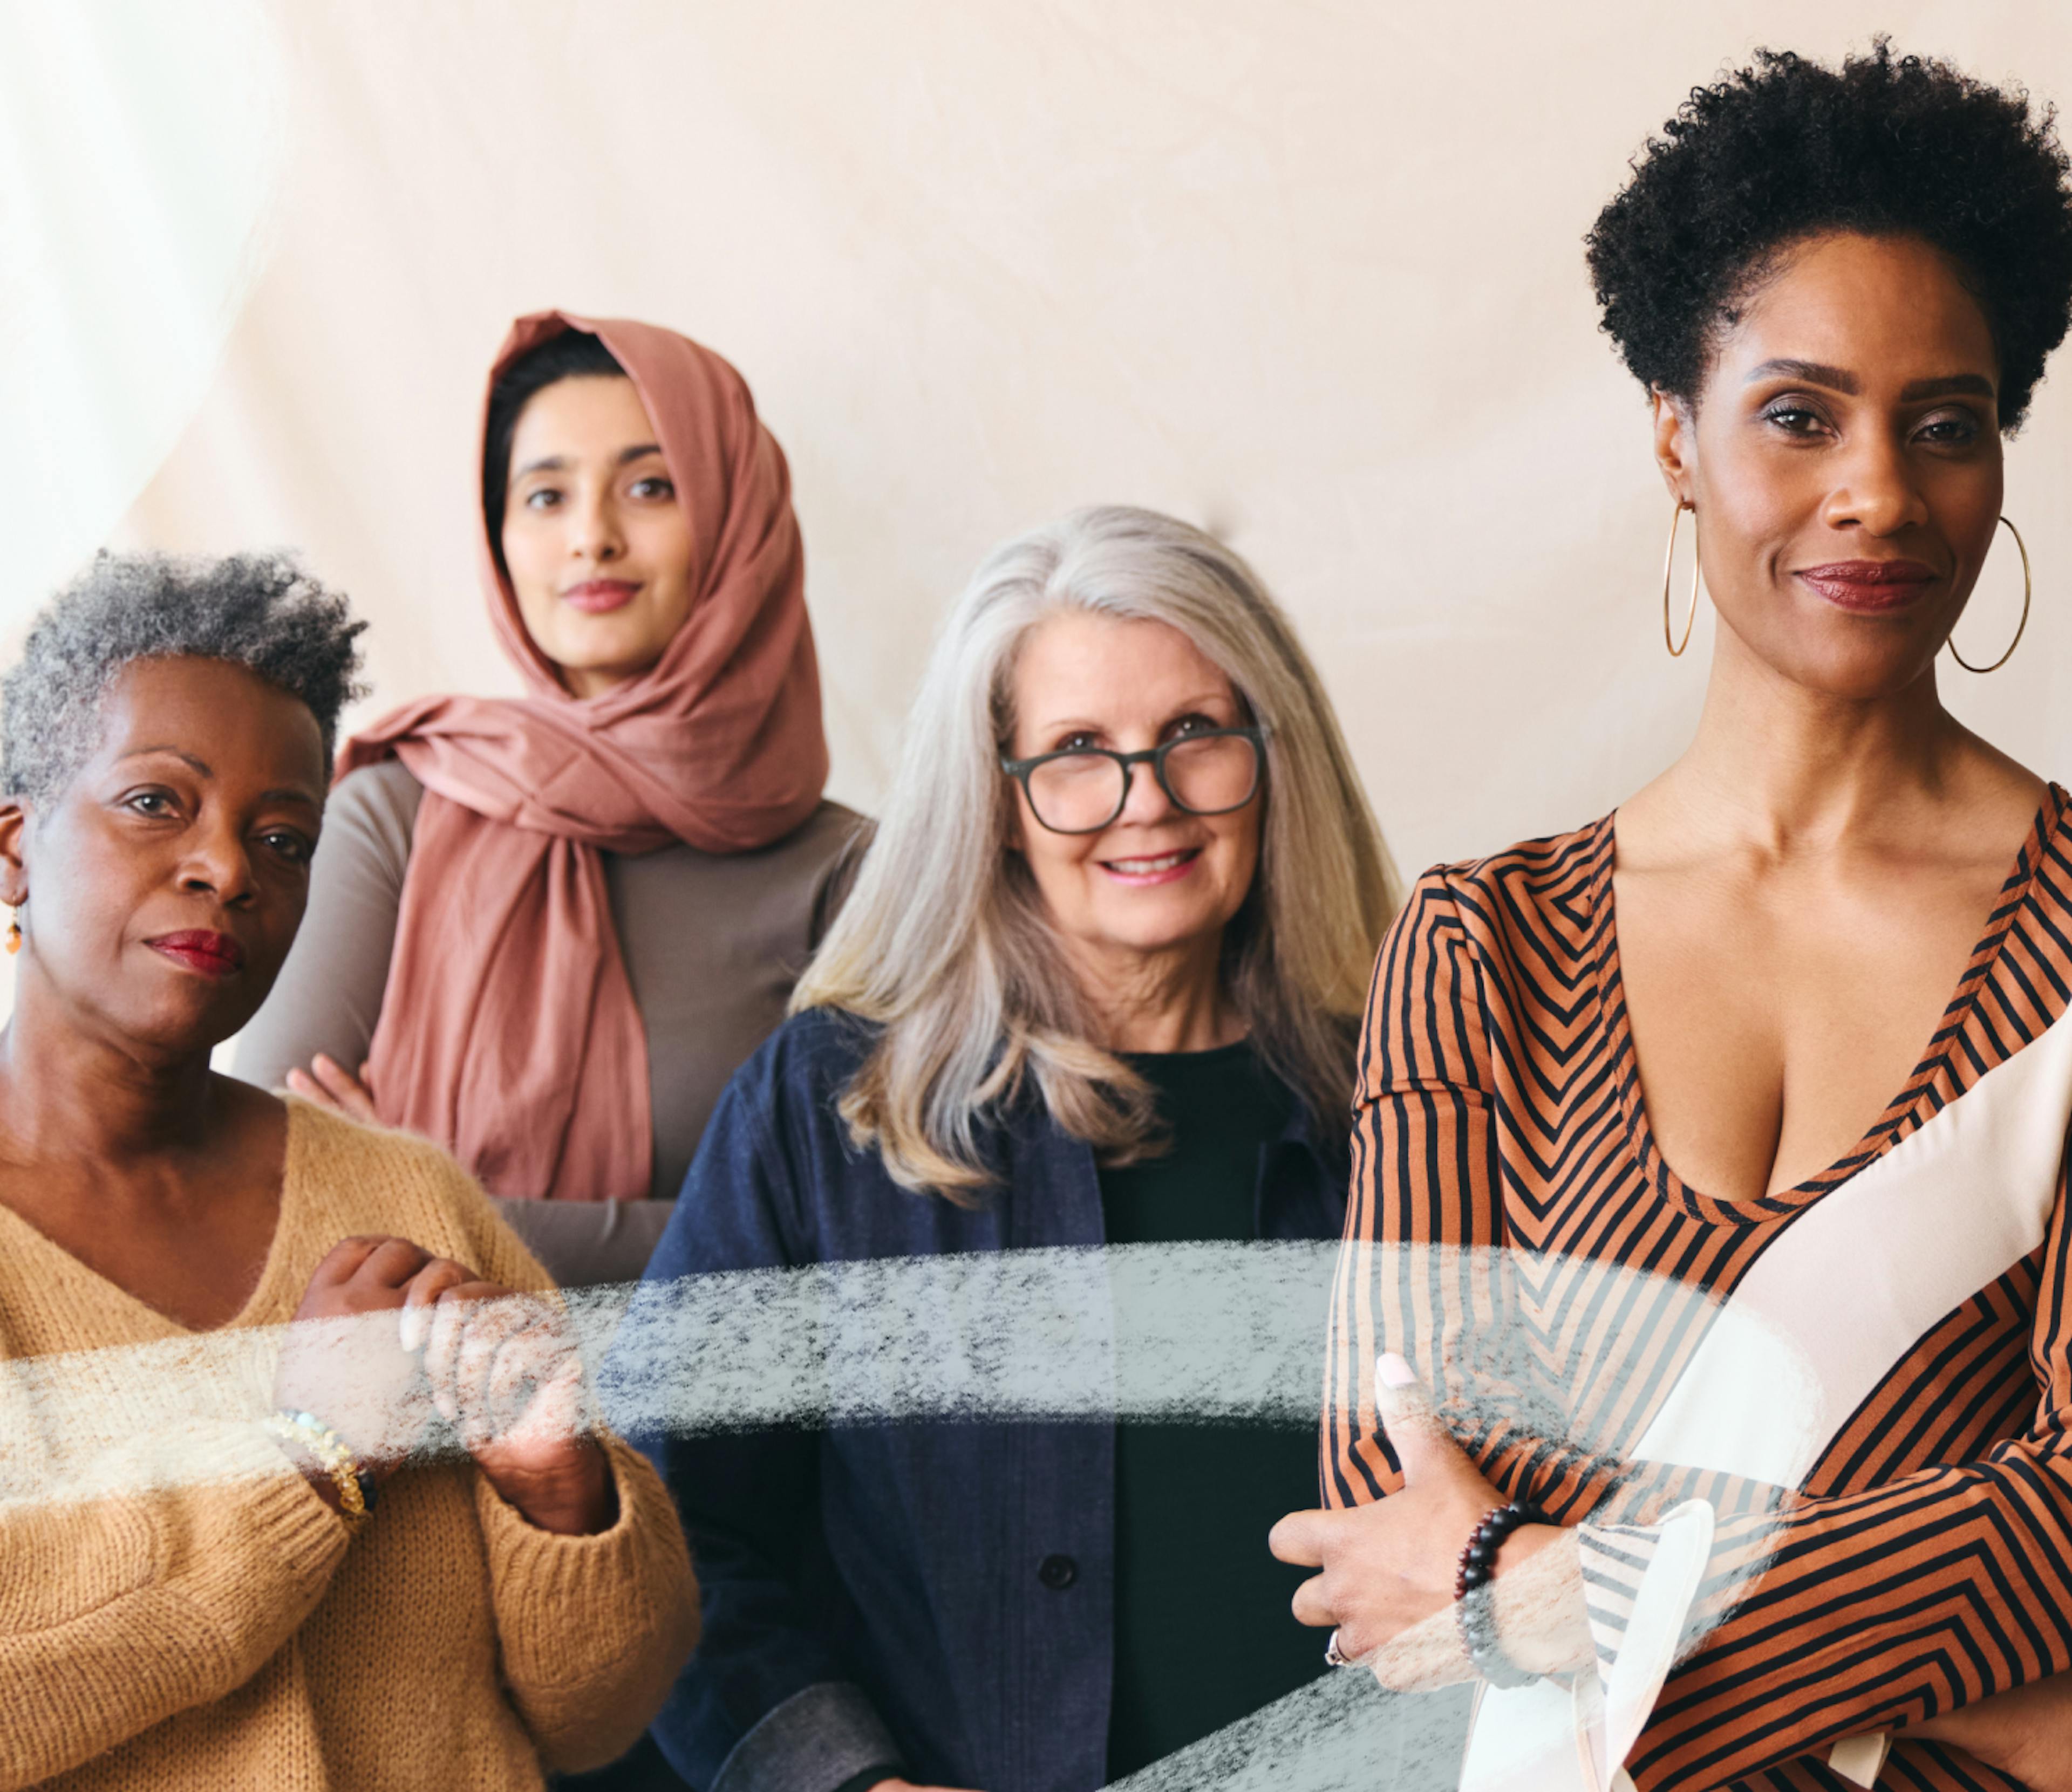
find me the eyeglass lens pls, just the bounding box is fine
[1025,734,1259,832]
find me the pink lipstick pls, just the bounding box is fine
[561,579,640,614]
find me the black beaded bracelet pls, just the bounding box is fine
[1454,1500,1548,1690]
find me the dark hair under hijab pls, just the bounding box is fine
[480,329,628,567]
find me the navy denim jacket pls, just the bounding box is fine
[633,1008,1346,1792]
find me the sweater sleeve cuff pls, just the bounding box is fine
[710,1682,905,1792]
[183,1417,357,1602]
[474,1432,698,1702]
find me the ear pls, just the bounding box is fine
[0,801,30,909]
[1650,386,1695,506]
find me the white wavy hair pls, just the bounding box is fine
[794,505,1400,1199]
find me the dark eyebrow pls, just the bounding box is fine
[1900,373,1996,402]
[512,444,663,479]
[1746,359,1859,394]
[121,747,210,775]
[1744,360,1995,405]
[261,788,323,808]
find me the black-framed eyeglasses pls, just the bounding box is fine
[999,726,1268,835]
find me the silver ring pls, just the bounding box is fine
[1324,1627,1354,1668]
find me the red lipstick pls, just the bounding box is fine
[561,579,640,614]
[1795,559,1937,613]
[148,931,244,979]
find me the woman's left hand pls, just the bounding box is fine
[400,1258,616,1536]
[285,1052,380,1124]
[1269,1353,1523,1668]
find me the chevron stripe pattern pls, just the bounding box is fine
[1324,789,2072,1790]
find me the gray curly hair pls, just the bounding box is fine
[2,551,368,806]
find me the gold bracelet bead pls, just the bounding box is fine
[264,1408,374,1528]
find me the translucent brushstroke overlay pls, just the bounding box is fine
[0,1242,1802,1787]
[602,1241,1350,1431]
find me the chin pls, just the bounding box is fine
[1088,901,1231,956]
[128,994,255,1062]
[1788,646,1941,702]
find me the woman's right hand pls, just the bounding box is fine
[272,1235,439,1471]
[285,1052,379,1124]
[1913,1673,2072,1788]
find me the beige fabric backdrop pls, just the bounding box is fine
[8,0,2072,893]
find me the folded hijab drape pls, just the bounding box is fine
[339,311,829,1201]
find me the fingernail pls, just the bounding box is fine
[1378,1352,1417,1387]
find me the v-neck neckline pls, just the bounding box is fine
[0,1096,306,1337]
[1590,784,2068,1227]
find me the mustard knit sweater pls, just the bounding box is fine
[0,1097,699,1789]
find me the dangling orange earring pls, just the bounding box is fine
[7,910,21,955]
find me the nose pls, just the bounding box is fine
[567,482,626,565]
[1115,753,1178,825]
[179,815,256,908]
[1821,429,1930,538]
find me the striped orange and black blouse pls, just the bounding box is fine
[1326,786,2072,1790]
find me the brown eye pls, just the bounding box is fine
[1917,411,1981,446]
[1761,400,1825,434]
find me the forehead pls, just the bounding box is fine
[510,374,658,462]
[1714,231,1999,387]
[91,658,324,788]
[1013,610,1232,717]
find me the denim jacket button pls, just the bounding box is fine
[1037,1553,1078,1590]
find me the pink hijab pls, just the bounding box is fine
[339,311,829,1200]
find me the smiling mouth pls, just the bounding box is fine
[1098,847,1202,885]
[561,579,640,614]
[1795,560,1938,612]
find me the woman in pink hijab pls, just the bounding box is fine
[237,313,861,1285]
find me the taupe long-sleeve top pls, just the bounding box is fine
[235,761,863,1282]
[0,1097,699,1791]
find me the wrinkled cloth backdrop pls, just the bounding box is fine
[4,0,2069,1037]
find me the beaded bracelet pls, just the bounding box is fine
[264,1408,376,1529]
[1454,1500,1548,1689]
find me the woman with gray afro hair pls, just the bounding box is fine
[1,549,365,806]
[0,548,698,1789]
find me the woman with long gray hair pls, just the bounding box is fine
[634,506,1398,1792]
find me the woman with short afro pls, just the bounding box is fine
[0,551,697,1788]
[1272,42,2072,1789]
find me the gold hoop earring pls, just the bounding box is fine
[1947,515,2032,674]
[1662,498,1700,656]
